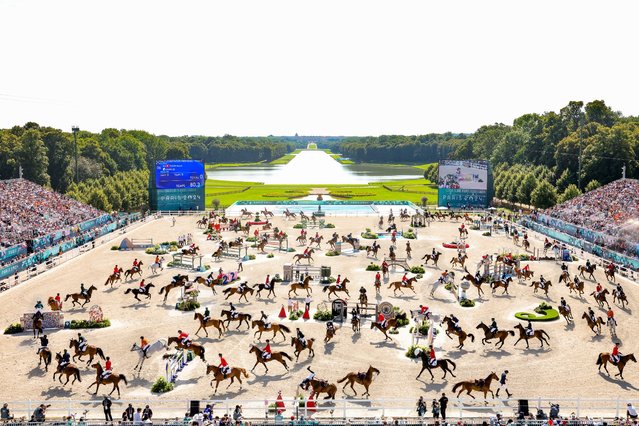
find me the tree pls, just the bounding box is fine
[87,188,112,211]
[516,174,538,206]
[582,124,635,185]
[18,129,50,186]
[584,179,601,192]
[559,184,582,203]
[530,179,557,209]
[165,143,190,160]
[585,100,617,127]
[420,196,428,207]
[42,130,73,192]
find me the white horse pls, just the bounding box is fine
[149,257,165,275]
[607,317,617,338]
[429,272,455,297]
[131,339,169,372]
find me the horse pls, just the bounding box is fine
[605,267,617,282]
[291,336,315,361]
[591,289,611,309]
[325,325,337,342]
[69,338,105,366]
[194,276,222,295]
[262,208,274,218]
[323,278,351,299]
[415,350,456,380]
[87,363,128,397]
[522,239,530,251]
[293,249,315,265]
[196,217,208,228]
[359,292,368,307]
[288,276,313,297]
[450,254,468,268]
[613,289,628,309]
[452,372,499,399]
[387,277,418,296]
[206,364,249,393]
[370,313,408,341]
[309,235,323,248]
[515,267,535,280]
[194,312,226,338]
[240,208,253,218]
[123,262,144,280]
[167,337,206,361]
[65,285,97,308]
[337,365,380,397]
[149,258,164,275]
[130,339,168,372]
[513,323,550,348]
[296,235,307,246]
[38,348,52,372]
[220,310,252,330]
[566,279,585,297]
[582,312,604,334]
[104,270,122,287]
[181,246,200,255]
[512,234,520,246]
[352,315,360,333]
[53,353,81,385]
[47,296,62,311]
[283,210,297,220]
[33,317,44,339]
[475,322,514,349]
[248,345,292,373]
[458,227,469,239]
[430,273,455,297]
[159,276,189,302]
[212,246,224,260]
[223,285,254,302]
[365,245,379,258]
[341,235,358,250]
[558,305,573,324]
[558,271,570,284]
[255,239,268,253]
[422,252,442,267]
[441,316,475,349]
[253,282,276,299]
[124,283,155,302]
[579,264,597,280]
[596,353,636,380]
[530,280,552,296]
[490,277,513,295]
[309,378,337,399]
[252,320,290,341]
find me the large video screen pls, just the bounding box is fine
[438,160,490,208]
[155,160,205,189]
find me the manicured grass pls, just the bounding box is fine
[269,149,303,165]
[205,161,266,169]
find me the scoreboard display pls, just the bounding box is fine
[155,160,205,189]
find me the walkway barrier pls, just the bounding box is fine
[171,254,204,270]
[131,238,153,248]
[283,263,328,282]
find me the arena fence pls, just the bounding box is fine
[2,397,638,422]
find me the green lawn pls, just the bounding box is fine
[205,161,266,169]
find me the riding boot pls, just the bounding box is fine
[495,389,500,397]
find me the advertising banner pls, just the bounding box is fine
[438,160,491,208]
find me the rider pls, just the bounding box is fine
[539,275,547,289]
[203,307,211,323]
[335,275,342,289]
[218,353,231,379]
[260,311,271,329]
[54,293,62,310]
[611,342,621,364]
[616,283,625,298]
[238,281,248,294]
[262,340,272,359]
[428,345,437,366]
[561,263,568,272]
[101,357,112,380]
[265,275,270,287]
[522,264,530,273]
[296,328,307,348]
[140,336,150,358]
[155,255,161,265]
[374,271,381,286]
[585,259,592,270]
[326,321,335,335]
[381,260,389,273]
[178,330,191,347]
[560,297,570,312]
[33,301,44,319]
[474,270,482,283]
[59,349,71,370]
[300,366,316,390]
[36,334,49,355]
[401,273,408,286]
[351,307,360,322]
[607,308,616,327]
[450,314,461,331]
[80,283,88,297]
[77,333,88,352]
[377,312,387,329]
[138,279,146,293]
[525,320,534,336]
[303,247,309,256]
[588,307,596,324]
[133,258,139,268]
[489,318,498,335]
[607,262,616,273]
[113,265,120,275]
[229,303,239,319]
[595,282,603,297]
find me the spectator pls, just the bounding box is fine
[102,396,113,422]
[126,404,135,421]
[439,392,449,420]
[183,412,192,425]
[1,403,14,420]
[32,404,48,422]
[232,405,242,422]
[416,396,427,417]
[142,405,153,421]
[431,399,440,419]
[628,403,638,420]
[133,407,142,424]
[203,404,213,421]
[121,410,128,422]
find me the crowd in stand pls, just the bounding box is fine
[0,179,105,249]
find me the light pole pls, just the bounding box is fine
[72,126,79,183]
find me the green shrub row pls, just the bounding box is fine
[69,319,111,329]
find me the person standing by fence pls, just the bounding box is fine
[102,396,112,422]
[439,392,448,420]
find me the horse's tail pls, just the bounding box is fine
[119,374,128,385]
[337,375,349,384]
[596,353,603,365]
[241,368,249,378]
[200,346,206,361]
[104,277,110,286]
[96,347,106,360]
[529,282,534,287]
[159,286,165,295]
[281,352,292,361]
[45,350,52,366]
[64,294,71,301]
[468,333,475,342]
[508,330,515,336]
[452,382,463,393]
[542,330,550,340]
[223,288,231,294]
[322,286,329,293]
[387,283,393,289]
[279,324,291,334]
[124,289,131,294]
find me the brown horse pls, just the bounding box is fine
[366,245,379,258]
[422,252,442,267]
[513,323,550,348]
[194,276,222,295]
[167,336,206,361]
[32,317,44,339]
[558,305,573,324]
[558,271,571,284]
[309,235,323,248]
[416,350,456,380]
[441,316,475,349]
[325,325,337,343]
[206,364,249,393]
[159,276,189,302]
[337,365,380,397]
[579,264,597,280]
[582,312,605,334]
[252,320,290,341]
[65,285,97,308]
[212,246,224,260]
[220,310,252,330]
[591,288,611,309]
[309,378,337,399]
[53,353,81,385]
[47,296,62,311]
[452,372,499,399]
[450,255,468,268]
[323,278,351,299]
[352,315,360,333]
[223,285,254,302]
[293,249,315,265]
[475,322,514,349]
[124,283,155,302]
[248,345,292,373]
[605,267,617,282]
[296,235,307,245]
[523,239,530,251]
[530,280,552,296]
[613,289,628,309]
[289,276,313,297]
[515,267,535,280]
[104,270,122,287]
[490,277,513,295]
[370,313,408,341]
[87,363,128,397]
[566,279,585,296]
[291,336,315,361]
[123,262,144,280]
[69,338,105,366]
[194,312,226,338]
[597,353,636,379]
[38,348,52,372]
[387,277,418,296]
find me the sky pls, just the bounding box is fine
[1,0,638,137]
